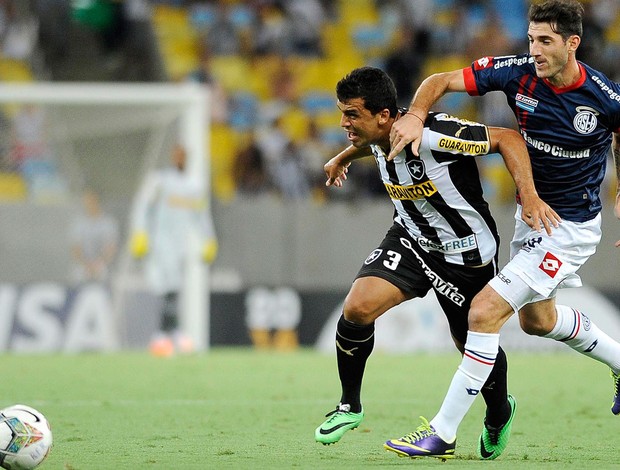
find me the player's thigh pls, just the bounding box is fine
[435,261,497,345]
[346,224,431,324]
[343,276,409,324]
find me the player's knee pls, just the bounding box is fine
[468,289,509,333]
[342,296,379,325]
[468,297,493,331]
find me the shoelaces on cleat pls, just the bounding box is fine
[400,417,434,444]
[324,406,348,421]
[485,424,501,445]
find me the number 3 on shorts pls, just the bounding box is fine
[383,250,401,270]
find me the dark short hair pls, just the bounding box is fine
[336,67,398,117]
[528,0,583,40]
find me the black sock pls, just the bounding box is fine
[481,346,511,427]
[335,314,374,413]
[160,292,178,332]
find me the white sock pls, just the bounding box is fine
[430,331,499,442]
[545,305,620,373]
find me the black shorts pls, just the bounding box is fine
[356,223,498,344]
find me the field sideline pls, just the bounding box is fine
[3,348,620,469]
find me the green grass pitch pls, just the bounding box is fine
[2,348,620,469]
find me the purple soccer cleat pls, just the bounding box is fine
[384,417,456,461]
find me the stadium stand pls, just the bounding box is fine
[2,0,620,206]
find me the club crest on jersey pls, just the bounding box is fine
[573,106,598,134]
[406,159,425,181]
[516,93,538,113]
[539,252,562,278]
[364,249,383,265]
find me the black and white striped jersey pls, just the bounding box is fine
[370,112,500,267]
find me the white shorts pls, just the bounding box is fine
[489,205,601,312]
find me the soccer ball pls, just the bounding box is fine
[0,405,52,470]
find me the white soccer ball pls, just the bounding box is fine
[0,405,52,470]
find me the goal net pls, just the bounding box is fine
[0,82,212,352]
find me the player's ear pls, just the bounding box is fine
[567,34,580,53]
[378,109,390,125]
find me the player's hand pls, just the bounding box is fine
[130,231,149,258]
[520,198,561,235]
[324,158,351,188]
[202,238,218,264]
[388,112,424,161]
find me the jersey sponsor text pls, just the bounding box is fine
[384,181,437,200]
[493,55,533,69]
[591,75,620,103]
[400,238,466,306]
[437,137,489,155]
[521,130,590,158]
[417,234,478,254]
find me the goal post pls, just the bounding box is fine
[0,82,212,352]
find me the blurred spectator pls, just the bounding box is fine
[384,25,425,108]
[580,1,615,78]
[69,189,119,284]
[297,119,332,201]
[0,109,12,172]
[390,0,435,33]
[258,57,298,126]
[186,46,229,124]
[272,140,311,200]
[233,133,271,197]
[10,104,52,168]
[470,11,517,129]
[199,2,243,56]
[34,0,71,61]
[255,115,310,200]
[1,0,38,61]
[10,104,68,203]
[115,0,156,81]
[251,2,293,57]
[282,0,325,56]
[464,9,515,59]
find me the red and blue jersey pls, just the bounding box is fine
[463,53,620,222]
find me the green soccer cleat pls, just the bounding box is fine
[611,370,620,415]
[315,404,364,445]
[478,394,517,460]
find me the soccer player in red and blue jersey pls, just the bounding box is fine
[385,0,620,461]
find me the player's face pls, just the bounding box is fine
[337,98,389,148]
[528,22,577,82]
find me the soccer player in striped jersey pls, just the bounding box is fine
[385,0,620,460]
[314,66,559,457]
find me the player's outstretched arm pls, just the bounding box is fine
[388,70,466,161]
[489,127,561,235]
[324,145,370,188]
[613,132,620,247]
